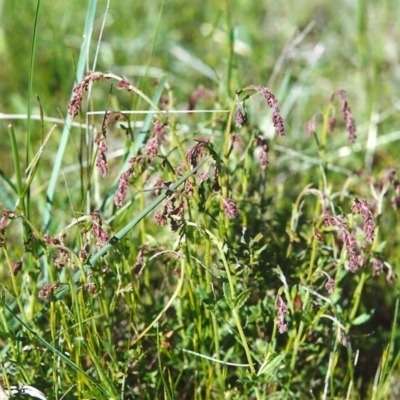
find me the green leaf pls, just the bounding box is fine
[0,330,15,339]
[254,244,268,257]
[375,241,387,252]
[235,289,251,310]
[223,282,234,309]
[195,285,215,311]
[252,232,264,243]
[43,0,98,233]
[352,311,374,326]
[258,353,285,377]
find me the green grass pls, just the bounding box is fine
[0,1,400,399]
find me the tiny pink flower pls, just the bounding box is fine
[12,261,23,275]
[259,87,285,136]
[92,211,109,249]
[328,117,336,132]
[352,198,375,244]
[115,160,137,207]
[38,283,60,298]
[255,136,269,171]
[85,282,96,295]
[320,270,335,294]
[118,79,132,91]
[0,211,15,230]
[234,102,247,128]
[304,118,316,136]
[67,71,104,119]
[313,227,324,243]
[222,197,240,219]
[145,136,159,161]
[95,139,108,177]
[275,294,289,334]
[337,90,356,143]
[186,142,206,167]
[272,111,285,136]
[325,276,335,294]
[152,117,167,140]
[198,172,209,184]
[155,210,167,226]
[262,87,279,109]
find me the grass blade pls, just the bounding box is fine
[42,0,98,233]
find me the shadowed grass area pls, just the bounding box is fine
[0,1,399,399]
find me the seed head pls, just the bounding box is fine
[221,197,240,219]
[275,294,289,334]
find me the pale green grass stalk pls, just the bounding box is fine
[1,300,107,396]
[43,0,98,233]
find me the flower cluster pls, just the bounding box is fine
[38,283,60,299]
[94,111,114,177]
[234,101,247,128]
[320,270,335,294]
[0,210,15,230]
[305,90,356,143]
[235,85,285,136]
[91,211,109,250]
[316,203,396,284]
[152,117,168,139]
[68,71,142,120]
[317,197,377,274]
[351,197,375,244]
[324,215,360,272]
[113,114,170,207]
[275,294,289,334]
[155,195,185,231]
[387,169,400,211]
[12,261,23,275]
[43,233,71,268]
[372,257,397,283]
[304,118,316,137]
[114,149,166,207]
[114,158,138,207]
[134,245,148,271]
[68,71,104,118]
[221,197,240,219]
[0,210,16,246]
[187,86,215,111]
[336,90,357,143]
[260,86,285,136]
[117,79,133,91]
[83,282,96,295]
[145,136,159,161]
[254,135,269,171]
[95,135,109,177]
[186,141,207,168]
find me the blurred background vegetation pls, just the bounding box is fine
[1,0,399,168]
[1,1,398,113]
